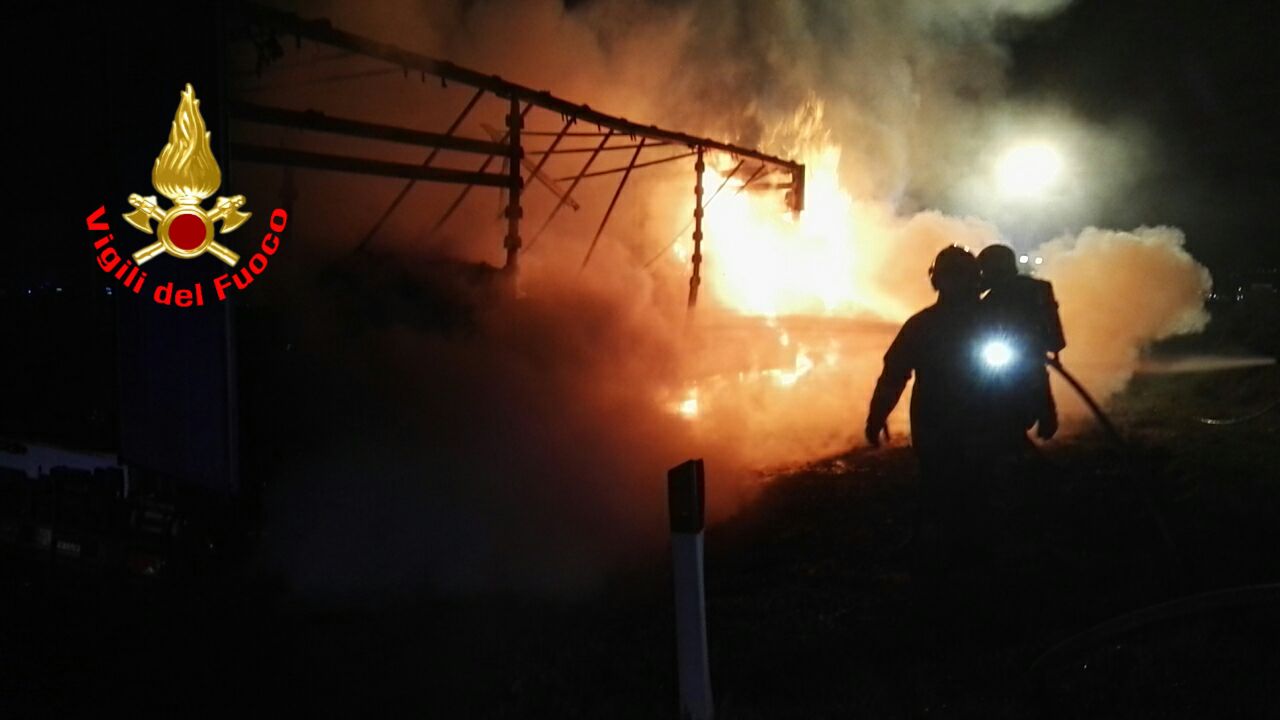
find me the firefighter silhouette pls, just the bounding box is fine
[977,244,1066,444]
[866,245,991,486]
[866,245,990,451]
[866,246,993,576]
[866,245,1070,610]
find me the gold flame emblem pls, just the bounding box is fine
[123,84,249,265]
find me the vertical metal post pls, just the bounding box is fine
[669,459,713,720]
[504,95,523,273]
[789,165,806,214]
[687,148,705,309]
[425,103,532,243]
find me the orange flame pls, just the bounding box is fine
[660,137,900,426]
[669,145,895,318]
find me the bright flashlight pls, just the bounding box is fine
[996,141,1063,199]
[981,339,1015,370]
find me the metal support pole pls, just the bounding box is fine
[687,148,705,309]
[425,103,532,242]
[643,160,744,269]
[504,96,523,273]
[481,118,580,210]
[789,165,806,213]
[669,459,713,720]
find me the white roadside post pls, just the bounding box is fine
[669,459,713,720]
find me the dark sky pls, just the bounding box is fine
[1005,0,1280,270]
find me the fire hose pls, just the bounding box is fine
[1045,354,1123,444]
[1196,399,1279,425]
[1044,353,1188,583]
[1029,581,1280,674]
[1024,355,1280,680]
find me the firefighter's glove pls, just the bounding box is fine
[865,418,890,447]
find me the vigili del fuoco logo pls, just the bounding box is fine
[85,84,287,307]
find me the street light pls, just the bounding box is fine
[995,141,1063,200]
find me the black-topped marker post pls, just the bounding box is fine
[668,459,713,720]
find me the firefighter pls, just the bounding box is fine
[865,246,990,551]
[976,244,1066,444]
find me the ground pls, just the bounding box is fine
[3,364,1278,717]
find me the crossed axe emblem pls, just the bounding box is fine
[124,193,251,266]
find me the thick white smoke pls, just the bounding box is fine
[1037,226,1213,400]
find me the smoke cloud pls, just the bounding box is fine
[1037,226,1213,401]
[239,0,1211,596]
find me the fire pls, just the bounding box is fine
[675,387,700,419]
[662,143,888,424]
[648,109,982,449]
[765,344,815,387]
[682,145,885,318]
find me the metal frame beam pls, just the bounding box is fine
[558,152,697,181]
[230,101,506,156]
[243,2,805,209]
[230,143,513,187]
[526,142,668,155]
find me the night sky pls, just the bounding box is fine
[1005,0,1279,269]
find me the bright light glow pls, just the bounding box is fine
[691,145,887,316]
[1019,254,1030,264]
[676,388,699,419]
[1034,256,1044,265]
[981,339,1015,369]
[995,142,1063,199]
[766,346,816,387]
